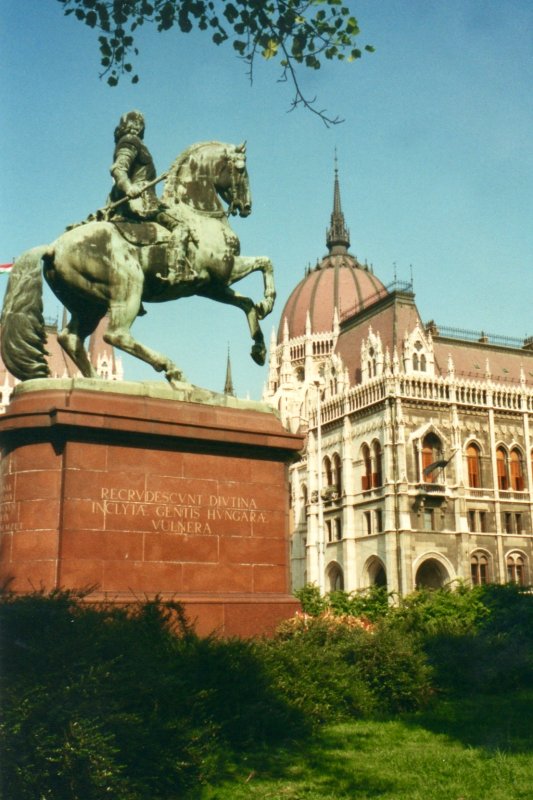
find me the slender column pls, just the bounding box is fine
[315,383,326,592]
[488,405,505,581]
[523,409,533,534]
[305,430,319,586]
[341,416,356,591]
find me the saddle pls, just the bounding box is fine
[112,221,169,247]
[112,221,173,281]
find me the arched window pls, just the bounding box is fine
[327,563,344,591]
[332,453,342,493]
[412,341,427,372]
[361,444,372,491]
[471,552,489,585]
[415,558,449,589]
[372,441,383,487]
[466,443,482,488]
[367,557,387,588]
[507,553,526,585]
[510,448,525,491]
[300,485,308,524]
[368,347,376,378]
[496,447,509,490]
[323,456,333,487]
[421,433,443,483]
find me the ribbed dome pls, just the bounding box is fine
[278,159,388,343]
[278,254,387,342]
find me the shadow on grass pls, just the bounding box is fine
[404,690,533,754]
[206,694,533,799]
[207,725,397,799]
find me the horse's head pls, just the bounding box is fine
[163,141,252,217]
[215,143,251,217]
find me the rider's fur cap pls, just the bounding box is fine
[114,110,145,143]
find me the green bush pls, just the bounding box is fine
[293,582,533,698]
[293,583,329,616]
[295,583,393,622]
[354,621,434,712]
[258,616,378,724]
[399,583,533,695]
[477,582,533,639]
[4,584,530,798]
[259,612,432,724]
[394,581,489,637]
[0,591,305,800]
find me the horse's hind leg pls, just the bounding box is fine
[104,298,185,384]
[58,308,104,378]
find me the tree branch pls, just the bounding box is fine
[58,0,373,124]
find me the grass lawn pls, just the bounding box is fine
[201,691,533,800]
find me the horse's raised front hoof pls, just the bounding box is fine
[165,367,185,386]
[254,298,274,321]
[251,342,266,366]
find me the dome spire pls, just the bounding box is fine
[326,149,350,255]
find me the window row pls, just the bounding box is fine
[419,435,532,491]
[467,442,530,491]
[471,551,528,586]
[309,436,533,498]
[323,443,384,494]
[324,510,384,538]
[468,509,528,534]
[324,552,528,593]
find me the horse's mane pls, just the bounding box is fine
[162,140,232,206]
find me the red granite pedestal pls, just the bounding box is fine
[0,383,302,636]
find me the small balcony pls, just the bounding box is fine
[416,482,446,497]
[321,485,341,505]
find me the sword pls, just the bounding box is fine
[93,171,169,219]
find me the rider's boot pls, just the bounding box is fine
[159,244,199,285]
[156,212,199,285]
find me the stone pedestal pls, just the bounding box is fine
[0,380,302,636]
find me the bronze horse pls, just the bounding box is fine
[1,141,275,385]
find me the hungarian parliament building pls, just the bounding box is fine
[263,169,533,595]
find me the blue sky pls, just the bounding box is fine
[1,1,532,398]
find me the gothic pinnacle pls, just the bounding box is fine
[326,150,350,256]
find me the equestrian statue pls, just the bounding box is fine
[1,111,276,387]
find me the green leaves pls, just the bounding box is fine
[56,0,374,124]
[1,591,307,798]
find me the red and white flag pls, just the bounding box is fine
[0,263,13,273]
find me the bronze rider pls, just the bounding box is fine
[109,110,197,284]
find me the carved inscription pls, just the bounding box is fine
[0,474,21,533]
[91,487,268,533]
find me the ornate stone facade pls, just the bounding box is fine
[264,168,533,594]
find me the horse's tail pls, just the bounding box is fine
[1,245,51,381]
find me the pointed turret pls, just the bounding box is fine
[224,347,235,396]
[326,151,350,255]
